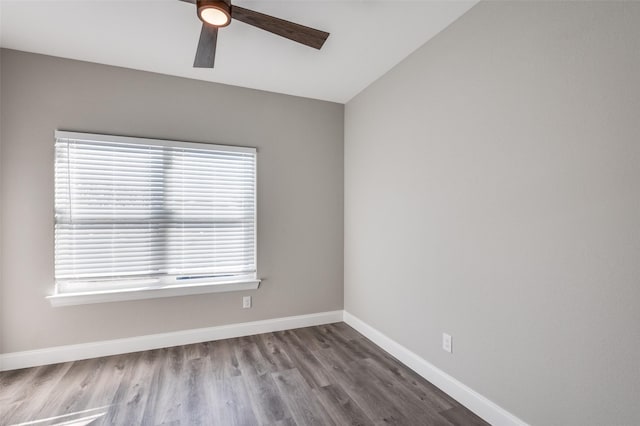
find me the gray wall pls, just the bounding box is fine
[345,2,640,425]
[0,49,344,353]
[0,44,3,355]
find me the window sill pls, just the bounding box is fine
[47,279,261,307]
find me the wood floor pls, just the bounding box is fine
[0,323,487,426]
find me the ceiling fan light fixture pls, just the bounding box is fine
[197,0,231,27]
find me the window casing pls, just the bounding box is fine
[53,131,257,298]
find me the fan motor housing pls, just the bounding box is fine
[197,0,232,28]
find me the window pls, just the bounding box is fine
[51,131,258,305]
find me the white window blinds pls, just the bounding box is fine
[54,131,256,294]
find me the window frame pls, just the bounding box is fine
[48,131,260,307]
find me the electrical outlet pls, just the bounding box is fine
[442,333,452,353]
[242,296,251,309]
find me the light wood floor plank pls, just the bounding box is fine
[273,330,332,389]
[210,374,258,425]
[272,368,335,426]
[313,383,373,426]
[243,372,291,424]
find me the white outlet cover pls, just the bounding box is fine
[442,333,452,353]
[243,296,251,309]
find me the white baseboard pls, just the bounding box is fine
[343,311,528,426]
[0,310,344,371]
[1,309,527,426]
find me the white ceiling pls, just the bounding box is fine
[0,0,476,103]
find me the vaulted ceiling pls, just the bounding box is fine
[0,0,477,103]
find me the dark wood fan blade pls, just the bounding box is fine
[178,0,196,4]
[231,6,329,50]
[194,24,218,68]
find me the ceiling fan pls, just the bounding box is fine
[179,0,330,68]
